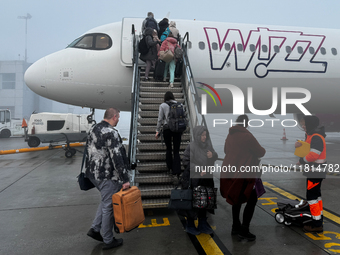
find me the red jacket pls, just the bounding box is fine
[158,37,178,57]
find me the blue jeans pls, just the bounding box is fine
[90,179,121,244]
[164,59,176,83]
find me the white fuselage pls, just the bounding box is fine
[25,18,340,114]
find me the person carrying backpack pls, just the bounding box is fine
[139,27,160,81]
[155,91,186,178]
[141,12,159,35]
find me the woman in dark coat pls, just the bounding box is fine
[140,27,160,81]
[181,125,218,235]
[220,115,266,241]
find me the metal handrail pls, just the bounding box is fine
[180,33,209,139]
[128,25,140,184]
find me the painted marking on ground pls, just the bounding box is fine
[138,218,170,228]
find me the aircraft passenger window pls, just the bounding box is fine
[286,46,292,54]
[297,46,303,54]
[199,42,205,50]
[309,47,315,54]
[212,42,218,50]
[250,44,256,52]
[262,45,268,53]
[225,43,230,51]
[320,47,326,55]
[332,48,337,55]
[47,120,65,131]
[237,44,243,51]
[274,45,280,53]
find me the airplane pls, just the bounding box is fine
[24,18,340,131]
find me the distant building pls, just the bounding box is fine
[0,60,93,121]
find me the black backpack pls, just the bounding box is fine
[145,18,158,30]
[138,36,149,55]
[166,102,186,133]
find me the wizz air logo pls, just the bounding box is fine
[204,27,327,78]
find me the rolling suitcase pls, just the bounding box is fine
[112,186,145,233]
[154,59,166,81]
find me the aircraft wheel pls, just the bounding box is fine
[275,212,285,224]
[0,129,11,138]
[28,136,40,147]
[65,150,73,158]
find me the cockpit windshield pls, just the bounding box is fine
[67,33,112,50]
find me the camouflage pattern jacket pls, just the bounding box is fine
[85,120,130,183]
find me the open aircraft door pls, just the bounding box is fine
[121,17,143,66]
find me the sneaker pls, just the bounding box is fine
[169,83,174,88]
[142,77,149,82]
[102,238,123,250]
[163,77,167,82]
[87,228,103,242]
[303,225,323,233]
[197,218,213,235]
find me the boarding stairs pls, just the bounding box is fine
[128,27,210,209]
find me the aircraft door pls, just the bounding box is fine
[121,18,144,66]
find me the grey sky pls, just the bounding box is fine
[1,0,340,62]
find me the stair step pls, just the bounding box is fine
[139,98,184,104]
[137,126,190,134]
[142,198,170,209]
[139,111,159,118]
[138,133,190,142]
[140,92,184,98]
[136,152,184,161]
[140,82,182,88]
[135,173,173,184]
[136,162,168,172]
[137,142,189,151]
[139,185,174,197]
[140,87,182,93]
[139,104,160,111]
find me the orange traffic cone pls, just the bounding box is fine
[22,118,27,128]
[281,128,288,140]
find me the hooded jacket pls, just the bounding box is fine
[182,126,218,188]
[299,116,327,166]
[140,27,159,62]
[158,37,178,57]
[158,18,169,38]
[220,125,266,205]
[169,21,179,39]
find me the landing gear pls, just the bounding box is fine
[87,108,96,125]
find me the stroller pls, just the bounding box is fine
[275,199,313,226]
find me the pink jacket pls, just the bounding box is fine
[158,37,179,57]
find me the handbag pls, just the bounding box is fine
[192,186,218,210]
[255,178,266,198]
[168,184,192,210]
[77,142,95,191]
[159,42,174,63]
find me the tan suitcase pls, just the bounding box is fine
[112,186,145,233]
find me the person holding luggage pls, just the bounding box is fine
[181,125,218,235]
[159,34,179,87]
[85,108,130,250]
[220,114,266,242]
[140,27,160,81]
[295,116,326,233]
[155,91,183,177]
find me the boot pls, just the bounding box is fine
[238,225,256,241]
[185,218,200,235]
[197,217,213,235]
[231,221,242,235]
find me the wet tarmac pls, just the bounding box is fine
[1,117,340,255]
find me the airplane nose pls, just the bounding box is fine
[24,57,48,96]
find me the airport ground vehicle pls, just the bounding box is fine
[0,109,24,138]
[25,112,92,149]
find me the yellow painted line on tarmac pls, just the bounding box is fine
[138,218,170,228]
[263,181,340,225]
[196,233,224,255]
